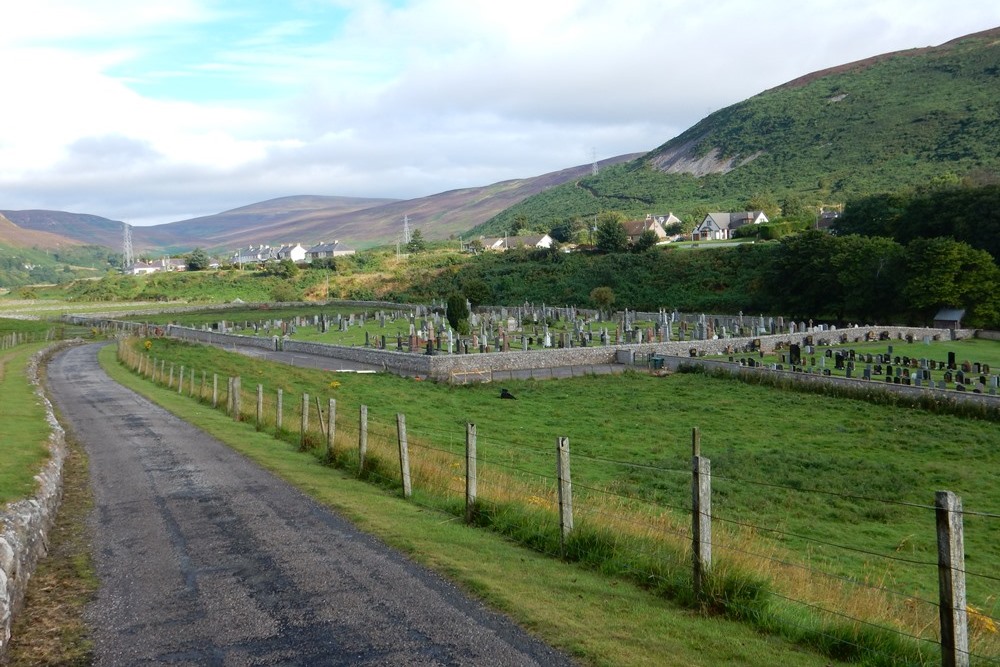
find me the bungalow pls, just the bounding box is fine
[477,234,554,251]
[692,211,768,241]
[129,258,187,275]
[307,240,355,259]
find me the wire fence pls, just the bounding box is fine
[116,340,1000,666]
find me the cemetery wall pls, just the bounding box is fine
[281,339,433,375]
[655,356,1000,411]
[166,326,276,351]
[0,343,72,656]
[976,330,1000,342]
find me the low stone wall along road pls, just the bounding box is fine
[46,343,572,666]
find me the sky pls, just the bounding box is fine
[1,1,999,226]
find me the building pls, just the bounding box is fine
[476,234,554,251]
[622,214,673,244]
[129,258,187,275]
[275,243,307,262]
[692,211,769,241]
[307,240,355,259]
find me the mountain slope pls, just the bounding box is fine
[1,210,124,248]
[479,27,1000,235]
[0,213,84,249]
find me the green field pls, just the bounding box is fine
[117,334,1000,664]
[0,343,54,504]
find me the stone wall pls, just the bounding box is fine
[0,343,73,656]
[165,325,278,351]
[282,339,433,376]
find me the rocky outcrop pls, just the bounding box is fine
[646,136,762,176]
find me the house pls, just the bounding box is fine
[477,234,553,251]
[622,214,672,244]
[933,308,965,330]
[307,240,355,259]
[129,258,187,275]
[232,245,276,266]
[692,211,768,241]
[275,243,307,262]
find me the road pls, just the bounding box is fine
[46,343,574,666]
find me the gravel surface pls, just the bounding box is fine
[46,343,575,666]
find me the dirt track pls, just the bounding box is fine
[45,343,573,666]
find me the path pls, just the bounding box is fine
[45,343,573,666]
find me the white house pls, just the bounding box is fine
[275,243,307,262]
[692,211,769,241]
[129,258,187,275]
[477,234,554,251]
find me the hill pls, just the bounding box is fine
[475,27,1000,236]
[0,213,84,249]
[2,156,638,254]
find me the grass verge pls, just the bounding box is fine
[0,343,54,504]
[96,343,843,667]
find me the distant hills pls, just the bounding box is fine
[0,155,638,254]
[475,27,1000,236]
[4,27,1000,254]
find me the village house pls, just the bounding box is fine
[232,245,277,266]
[692,211,769,241]
[275,243,308,262]
[129,258,188,275]
[622,214,679,244]
[476,234,554,252]
[307,240,355,259]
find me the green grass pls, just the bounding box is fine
[98,343,845,667]
[117,335,1000,663]
[0,343,54,503]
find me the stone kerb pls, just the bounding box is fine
[0,342,74,657]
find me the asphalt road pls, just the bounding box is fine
[46,343,574,666]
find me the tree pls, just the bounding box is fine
[901,237,1000,326]
[446,293,470,335]
[744,192,780,220]
[186,248,210,271]
[590,286,615,316]
[510,214,530,235]
[406,229,427,253]
[632,229,659,253]
[594,212,628,253]
[309,257,337,271]
[264,259,299,279]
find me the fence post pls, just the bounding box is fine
[177,365,184,394]
[151,357,157,382]
[936,490,969,667]
[233,376,241,420]
[692,427,712,600]
[160,360,165,384]
[169,363,174,389]
[257,384,264,427]
[300,393,309,450]
[397,413,412,498]
[359,405,368,472]
[466,423,477,523]
[212,373,218,408]
[276,389,283,431]
[557,436,573,555]
[189,368,195,397]
[326,398,336,459]
[201,371,206,400]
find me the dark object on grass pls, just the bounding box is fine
[500,388,516,400]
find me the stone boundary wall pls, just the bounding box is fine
[657,356,1000,411]
[62,299,417,323]
[165,326,277,351]
[0,342,74,656]
[281,340,433,376]
[977,330,1000,342]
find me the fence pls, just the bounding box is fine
[115,339,1000,666]
[0,328,67,350]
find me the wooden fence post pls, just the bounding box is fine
[692,427,712,600]
[169,363,174,389]
[300,393,309,449]
[276,389,283,431]
[233,376,241,420]
[358,405,368,472]
[466,423,477,523]
[212,373,218,408]
[257,384,264,427]
[151,357,157,382]
[200,371,206,400]
[557,436,573,555]
[936,490,969,667]
[397,413,412,498]
[326,398,336,459]
[160,360,165,384]
[177,366,184,394]
[189,368,195,397]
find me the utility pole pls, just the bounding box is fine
[122,223,134,272]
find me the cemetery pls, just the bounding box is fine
[102,301,1000,397]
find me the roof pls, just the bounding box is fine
[934,308,966,321]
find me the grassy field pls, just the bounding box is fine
[96,343,846,667]
[0,343,54,504]
[116,335,1000,664]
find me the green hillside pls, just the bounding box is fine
[474,28,1000,236]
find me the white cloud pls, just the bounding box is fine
[0,0,999,226]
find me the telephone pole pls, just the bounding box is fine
[122,223,134,272]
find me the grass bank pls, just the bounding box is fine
[0,343,53,504]
[97,343,844,667]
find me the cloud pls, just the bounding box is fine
[1,0,999,226]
